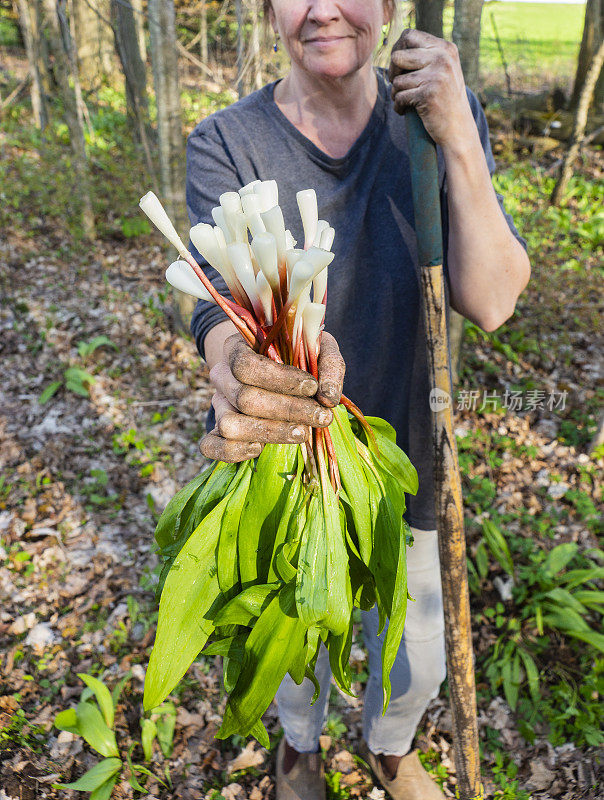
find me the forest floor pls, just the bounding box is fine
[0,82,603,800]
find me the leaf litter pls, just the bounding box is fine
[0,146,602,798]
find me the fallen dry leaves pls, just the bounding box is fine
[0,149,602,799]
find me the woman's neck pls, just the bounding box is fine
[273,64,378,159]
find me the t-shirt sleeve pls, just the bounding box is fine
[186,127,240,362]
[439,88,527,283]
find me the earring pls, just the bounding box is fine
[382,23,389,47]
[273,39,279,52]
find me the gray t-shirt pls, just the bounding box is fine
[186,69,526,531]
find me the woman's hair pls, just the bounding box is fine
[262,1,398,26]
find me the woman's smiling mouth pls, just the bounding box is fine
[305,35,350,46]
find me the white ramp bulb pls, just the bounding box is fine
[313,220,329,248]
[219,191,242,218]
[312,267,328,304]
[241,194,267,238]
[227,243,261,310]
[256,271,273,324]
[255,180,279,212]
[212,207,233,244]
[239,180,261,197]
[166,261,214,303]
[288,259,317,306]
[320,226,335,252]
[296,189,318,250]
[301,246,334,273]
[293,284,312,344]
[139,192,189,259]
[251,232,280,290]
[302,302,326,354]
[285,249,306,286]
[261,205,287,262]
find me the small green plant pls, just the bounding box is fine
[325,770,353,799]
[480,542,604,711]
[112,427,162,478]
[324,712,347,739]
[120,216,151,238]
[417,749,448,789]
[0,707,45,752]
[490,749,532,800]
[39,366,97,403]
[77,335,118,360]
[52,673,173,797]
[38,336,118,403]
[80,468,121,510]
[538,658,604,747]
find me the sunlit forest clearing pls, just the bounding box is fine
[0,1,602,799]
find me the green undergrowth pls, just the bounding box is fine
[0,85,232,247]
[459,420,603,751]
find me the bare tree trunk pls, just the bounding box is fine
[41,0,95,240]
[248,0,262,91]
[35,0,55,95]
[415,0,445,38]
[71,0,117,92]
[235,0,245,98]
[67,0,94,139]
[570,0,603,112]
[110,0,157,191]
[452,0,484,92]
[131,0,146,65]
[14,0,49,129]
[199,0,208,65]
[552,38,604,205]
[148,0,193,328]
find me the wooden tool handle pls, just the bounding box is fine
[405,109,483,800]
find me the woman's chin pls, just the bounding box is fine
[301,52,364,81]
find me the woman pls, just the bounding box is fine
[187,2,530,798]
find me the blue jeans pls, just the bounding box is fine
[275,529,446,757]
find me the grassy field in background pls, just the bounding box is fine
[460,2,584,93]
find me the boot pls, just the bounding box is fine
[361,740,445,800]
[275,737,326,800]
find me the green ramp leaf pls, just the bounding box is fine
[141,718,157,762]
[296,493,328,629]
[330,406,373,564]
[54,708,79,735]
[213,583,281,627]
[75,701,119,757]
[217,461,253,599]
[77,673,115,729]
[144,473,248,711]
[90,774,120,800]
[52,757,122,791]
[365,415,418,496]
[239,443,298,586]
[217,582,305,740]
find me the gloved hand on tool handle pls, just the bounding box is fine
[388,28,477,147]
[388,28,531,333]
